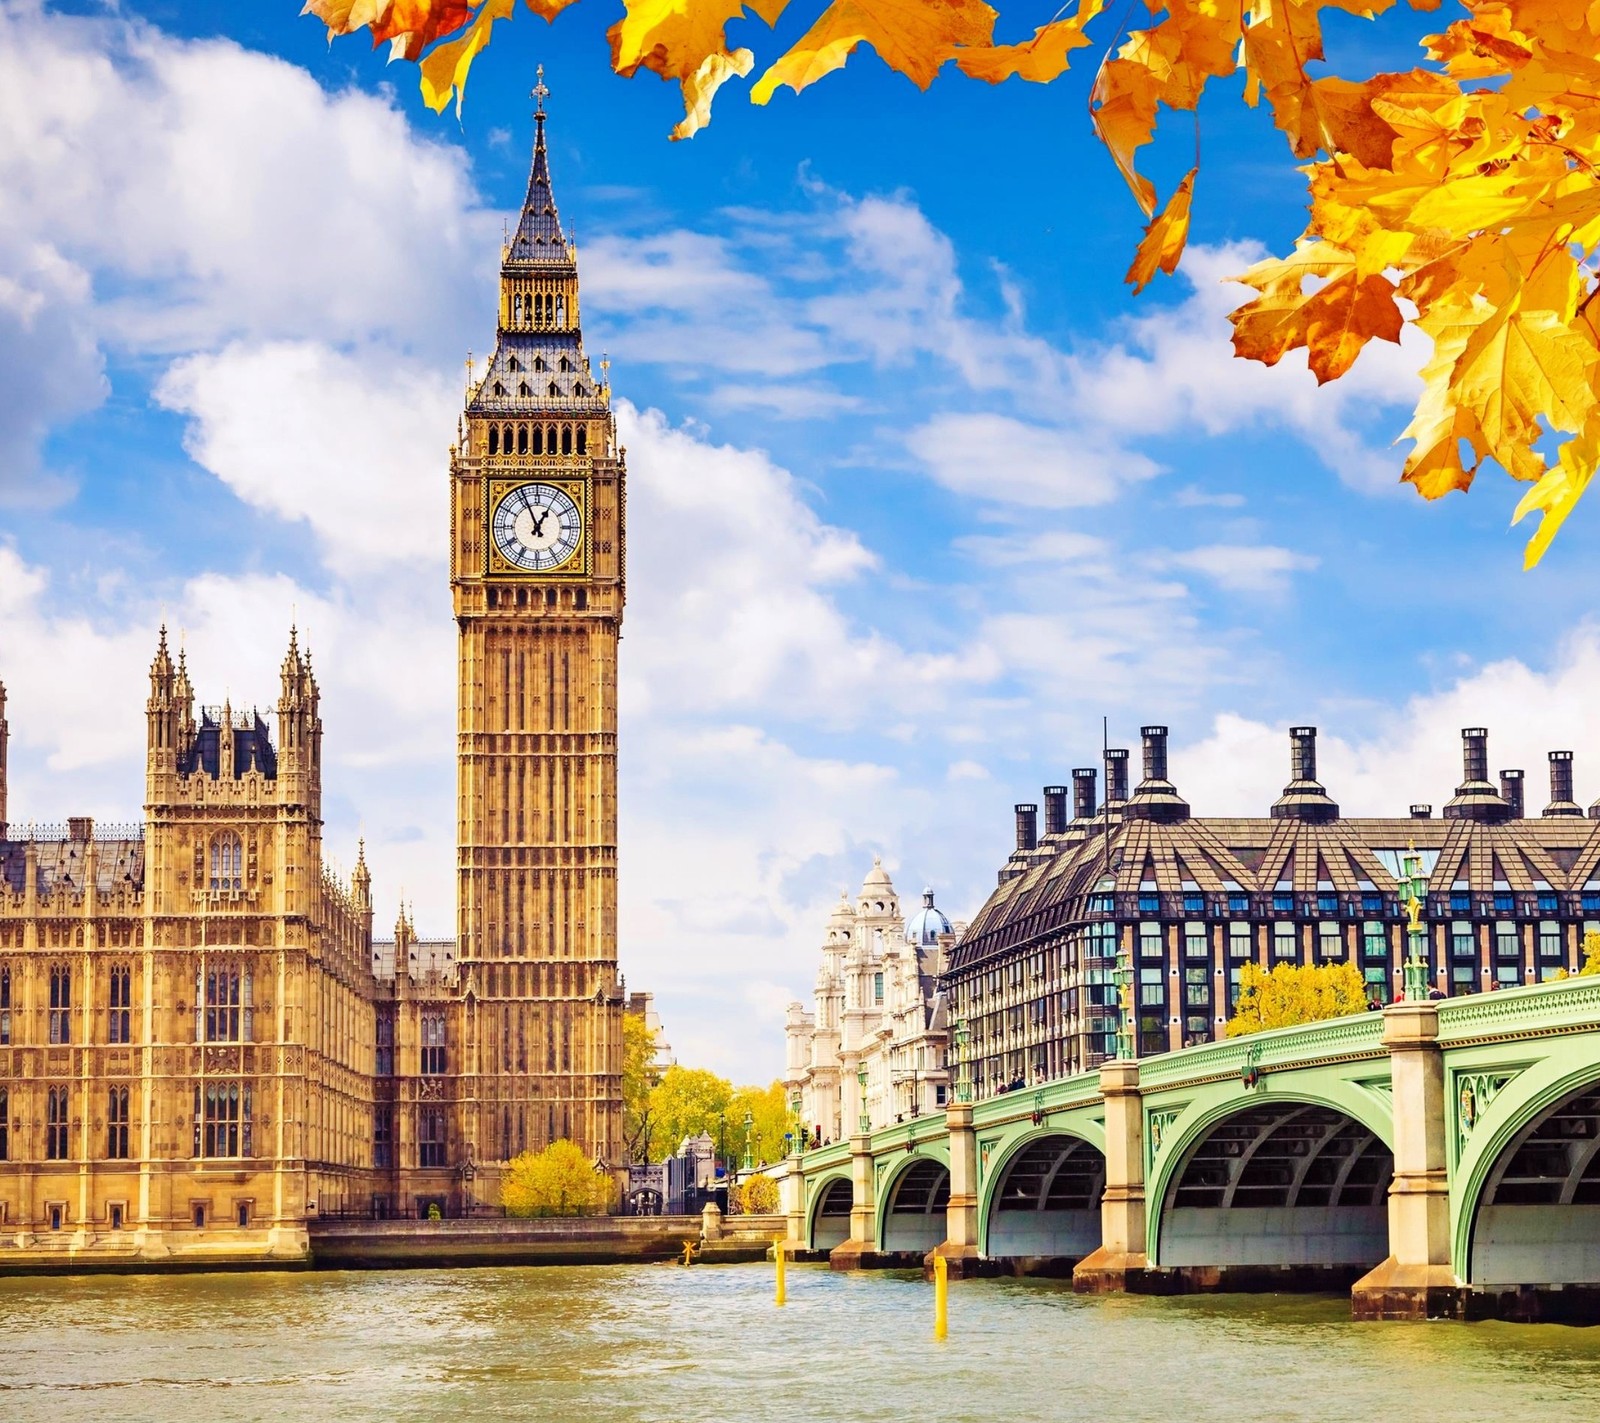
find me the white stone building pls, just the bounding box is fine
[783,858,961,1145]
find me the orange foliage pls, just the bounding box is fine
[304,0,1600,565]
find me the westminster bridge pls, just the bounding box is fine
[779,978,1600,1320]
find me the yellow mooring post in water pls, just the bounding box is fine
[774,1237,787,1306]
[933,1254,948,1340]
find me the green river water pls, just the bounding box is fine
[3,1264,1598,1422]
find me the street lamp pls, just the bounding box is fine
[1399,843,1430,1000]
[1112,945,1136,1061]
[741,1109,754,1171]
[857,1065,870,1134]
[953,1017,972,1105]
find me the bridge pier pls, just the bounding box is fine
[1352,1002,1466,1320]
[1074,1062,1161,1294]
[827,1133,879,1270]
[927,1102,988,1279]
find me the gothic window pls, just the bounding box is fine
[559,356,571,373]
[198,962,252,1042]
[555,296,566,326]
[502,423,512,454]
[208,832,242,892]
[548,382,559,397]
[107,1086,130,1159]
[561,425,572,455]
[375,1016,394,1076]
[421,1013,447,1075]
[46,1086,69,1160]
[512,294,522,324]
[576,427,587,455]
[517,424,529,455]
[533,356,545,372]
[193,1082,251,1158]
[493,381,506,397]
[419,1108,446,1167]
[373,1107,393,1168]
[508,355,521,372]
[0,1086,6,1160]
[488,426,499,456]
[532,425,544,455]
[546,424,557,451]
[49,964,71,1044]
[574,383,585,398]
[108,963,132,1044]
[519,381,532,398]
[0,964,9,1045]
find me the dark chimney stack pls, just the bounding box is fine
[1499,770,1525,819]
[1410,804,1432,819]
[1071,768,1097,821]
[1105,749,1130,805]
[1043,785,1068,837]
[1444,727,1511,822]
[1544,751,1582,817]
[1014,803,1038,853]
[1271,724,1339,823]
[1141,725,1168,784]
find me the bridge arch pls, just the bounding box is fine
[876,1153,950,1256]
[1455,1053,1600,1286]
[807,1173,853,1252]
[978,1128,1106,1264]
[1148,1087,1394,1273]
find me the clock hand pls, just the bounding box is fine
[530,509,550,537]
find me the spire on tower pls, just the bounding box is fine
[510,65,565,257]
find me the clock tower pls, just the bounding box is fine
[451,74,624,1174]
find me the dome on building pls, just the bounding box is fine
[862,855,894,892]
[904,887,953,946]
[828,889,854,925]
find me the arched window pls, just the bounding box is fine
[502,423,513,454]
[555,296,566,327]
[548,382,559,398]
[46,1086,69,1160]
[518,381,532,398]
[561,425,572,455]
[533,356,546,372]
[559,356,571,373]
[532,425,544,455]
[107,1086,129,1159]
[421,1013,447,1074]
[547,424,557,452]
[517,424,528,455]
[492,381,506,397]
[108,963,132,1044]
[574,383,586,398]
[198,961,252,1042]
[487,426,499,456]
[419,1108,446,1166]
[576,426,587,455]
[49,964,71,1044]
[511,294,521,324]
[195,1081,252,1158]
[0,964,10,1046]
[209,832,242,892]
[507,355,521,372]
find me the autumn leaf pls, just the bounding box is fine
[751,0,998,105]
[1513,415,1600,568]
[952,1,1104,83]
[1125,168,1195,294]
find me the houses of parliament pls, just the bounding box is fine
[0,93,626,1264]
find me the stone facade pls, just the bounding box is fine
[784,859,959,1145]
[0,98,629,1264]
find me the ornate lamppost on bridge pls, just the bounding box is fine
[741,1109,754,1171]
[952,1017,972,1104]
[1398,843,1431,1000]
[857,1065,871,1134]
[1113,942,1136,1061]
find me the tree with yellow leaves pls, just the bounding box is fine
[306,0,1600,565]
[1225,961,1371,1037]
[1581,929,1600,977]
[500,1138,614,1217]
[728,1171,780,1215]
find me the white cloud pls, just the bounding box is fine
[154,341,457,576]
[1159,543,1320,593]
[909,413,1160,509]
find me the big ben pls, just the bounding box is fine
[451,74,624,1176]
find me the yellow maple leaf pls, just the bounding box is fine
[610,0,787,137]
[752,0,998,104]
[1513,414,1600,567]
[1125,168,1196,294]
[953,1,1104,83]
[419,0,514,115]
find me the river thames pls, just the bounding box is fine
[4,1264,1599,1422]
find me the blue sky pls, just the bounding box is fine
[4,0,1600,1081]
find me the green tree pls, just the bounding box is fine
[1225,961,1369,1038]
[648,1065,733,1158]
[621,1010,662,1163]
[727,1081,789,1166]
[500,1139,613,1217]
[729,1172,780,1216]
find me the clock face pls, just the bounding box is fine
[492,482,582,572]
